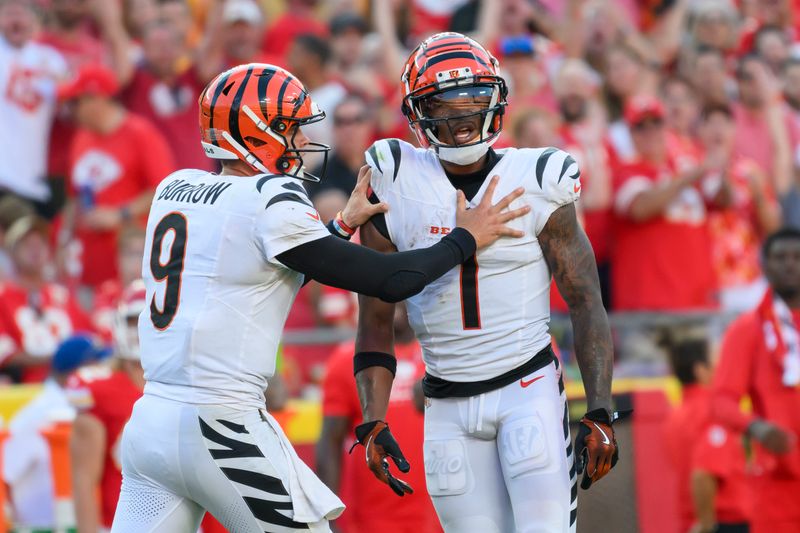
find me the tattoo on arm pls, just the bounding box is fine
[354,220,398,422]
[539,204,613,413]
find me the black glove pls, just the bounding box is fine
[575,408,631,490]
[350,420,413,496]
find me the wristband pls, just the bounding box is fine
[354,351,397,376]
[335,211,356,236]
[328,218,352,239]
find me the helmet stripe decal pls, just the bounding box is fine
[276,75,292,117]
[207,71,232,146]
[290,90,307,118]
[228,65,255,151]
[416,51,490,79]
[257,68,276,123]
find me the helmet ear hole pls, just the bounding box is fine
[244,136,267,147]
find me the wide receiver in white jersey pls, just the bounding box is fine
[352,33,621,533]
[110,63,530,533]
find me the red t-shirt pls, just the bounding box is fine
[712,310,800,522]
[67,366,142,528]
[321,341,441,533]
[611,158,716,310]
[120,65,214,172]
[663,385,751,530]
[0,282,93,382]
[733,103,800,190]
[70,112,175,286]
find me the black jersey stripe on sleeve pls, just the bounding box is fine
[265,192,313,210]
[558,154,580,183]
[387,139,402,181]
[368,190,391,241]
[367,145,382,174]
[281,182,307,194]
[535,147,559,189]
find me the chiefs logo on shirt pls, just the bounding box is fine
[72,149,123,193]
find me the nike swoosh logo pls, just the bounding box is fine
[520,375,544,388]
[573,183,581,193]
[593,422,611,445]
[306,211,320,221]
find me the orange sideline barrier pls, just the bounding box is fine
[41,422,75,532]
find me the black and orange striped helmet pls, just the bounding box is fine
[401,33,507,158]
[199,64,329,181]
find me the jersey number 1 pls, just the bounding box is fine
[149,212,188,330]
[459,256,481,329]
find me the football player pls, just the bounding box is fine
[110,63,529,533]
[352,33,620,532]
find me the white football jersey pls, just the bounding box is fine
[366,140,581,382]
[139,169,329,409]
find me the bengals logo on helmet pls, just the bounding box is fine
[400,33,508,150]
[198,64,330,182]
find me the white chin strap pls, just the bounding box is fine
[437,137,496,165]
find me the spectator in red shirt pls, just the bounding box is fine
[663,337,752,533]
[500,34,558,120]
[685,46,732,107]
[711,228,800,533]
[58,64,175,289]
[698,103,781,311]
[119,19,213,171]
[611,95,718,310]
[0,215,92,383]
[317,304,440,533]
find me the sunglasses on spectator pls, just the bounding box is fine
[334,114,368,126]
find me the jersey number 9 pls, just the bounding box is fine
[149,212,188,330]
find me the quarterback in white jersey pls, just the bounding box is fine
[352,34,622,533]
[111,64,529,533]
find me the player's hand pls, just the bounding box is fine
[351,420,413,496]
[575,408,630,490]
[340,166,388,229]
[455,175,529,249]
[749,420,795,454]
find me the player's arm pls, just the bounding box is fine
[277,175,528,303]
[71,412,106,533]
[538,203,617,489]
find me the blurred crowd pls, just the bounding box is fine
[2,0,800,532]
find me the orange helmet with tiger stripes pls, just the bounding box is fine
[199,64,329,181]
[401,32,507,164]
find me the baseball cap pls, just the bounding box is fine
[500,35,535,57]
[52,334,112,374]
[624,95,665,126]
[4,215,49,250]
[57,64,119,101]
[223,0,263,25]
[329,12,368,36]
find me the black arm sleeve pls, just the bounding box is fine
[276,229,476,303]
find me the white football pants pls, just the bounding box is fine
[111,395,343,533]
[423,360,576,533]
